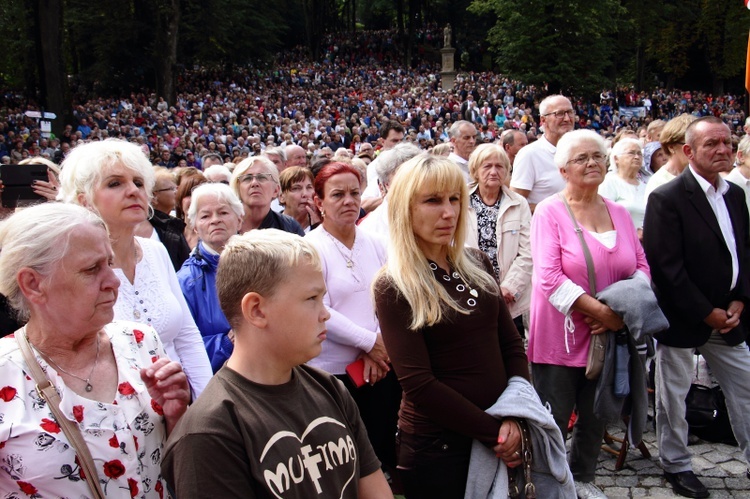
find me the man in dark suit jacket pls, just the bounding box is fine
[644,116,750,498]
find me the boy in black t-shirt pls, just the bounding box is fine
[161,229,392,499]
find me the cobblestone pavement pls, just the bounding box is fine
[594,419,749,498]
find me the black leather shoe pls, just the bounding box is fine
[664,471,709,498]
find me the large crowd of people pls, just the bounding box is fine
[2,27,750,499]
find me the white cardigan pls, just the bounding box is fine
[113,237,212,398]
[467,185,533,318]
[305,226,387,375]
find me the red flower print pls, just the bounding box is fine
[133,329,144,343]
[118,382,136,396]
[133,436,139,451]
[17,481,37,495]
[151,356,158,363]
[109,434,119,448]
[73,405,84,423]
[155,480,164,499]
[151,398,164,416]
[128,478,139,497]
[0,386,17,402]
[40,418,61,434]
[76,456,86,480]
[102,459,126,479]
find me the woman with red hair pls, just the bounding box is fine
[305,162,400,475]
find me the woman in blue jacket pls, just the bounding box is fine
[177,183,244,372]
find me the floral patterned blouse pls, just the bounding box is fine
[0,322,171,498]
[470,190,502,279]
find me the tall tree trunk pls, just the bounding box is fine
[155,0,180,104]
[37,0,71,136]
[396,0,404,37]
[635,43,645,92]
[406,0,418,67]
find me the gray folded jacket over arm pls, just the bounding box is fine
[594,273,669,446]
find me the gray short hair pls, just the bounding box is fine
[187,182,244,226]
[0,203,106,320]
[59,138,155,206]
[375,143,422,185]
[203,164,232,183]
[263,146,287,163]
[229,156,279,199]
[539,95,571,117]
[554,129,608,169]
[448,120,474,139]
[609,138,642,171]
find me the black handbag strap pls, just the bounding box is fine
[559,194,597,295]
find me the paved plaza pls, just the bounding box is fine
[594,419,749,498]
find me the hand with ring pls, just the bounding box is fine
[493,419,523,468]
[32,168,60,201]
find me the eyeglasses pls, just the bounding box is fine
[542,109,576,119]
[239,173,274,183]
[153,186,177,193]
[567,153,606,166]
[621,150,643,157]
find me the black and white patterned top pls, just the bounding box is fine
[469,190,502,279]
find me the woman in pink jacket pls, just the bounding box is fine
[529,130,650,499]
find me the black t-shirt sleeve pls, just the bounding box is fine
[161,433,257,498]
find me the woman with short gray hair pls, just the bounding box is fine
[599,137,648,235]
[178,183,244,372]
[530,129,649,499]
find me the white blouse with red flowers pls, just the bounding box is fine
[0,321,171,498]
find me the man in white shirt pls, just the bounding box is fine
[361,120,405,200]
[359,143,422,238]
[447,120,477,182]
[510,95,574,212]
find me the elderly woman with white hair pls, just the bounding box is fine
[177,183,243,372]
[229,156,304,235]
[529,130,649,499]
[203,163,232,184]
[726,134,750,215]
[0,203,189,496]
[59,139,212,398]
[599,138,648,236]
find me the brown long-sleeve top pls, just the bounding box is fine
[373,251,529,448]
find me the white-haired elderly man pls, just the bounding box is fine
[510,94,575,212]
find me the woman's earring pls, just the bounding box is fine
[147,204,155,220]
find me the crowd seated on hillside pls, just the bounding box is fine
[0,26,745,167]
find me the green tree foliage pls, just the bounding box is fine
[469,0,622,94]
[696,0,750,94]
[179,0,290,66]
[646,0,700,87]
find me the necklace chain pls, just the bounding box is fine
[27,327,101,393]
[325,228,356,269]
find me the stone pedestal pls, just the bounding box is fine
[440,47,456,91]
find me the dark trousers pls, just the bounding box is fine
[337,369,401,469]
[531,362,605,482]
[396,429,471,499]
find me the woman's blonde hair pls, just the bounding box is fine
[467,143,510,183]
[378,153,498,330]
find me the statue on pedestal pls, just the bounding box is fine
[443,24,452,48]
